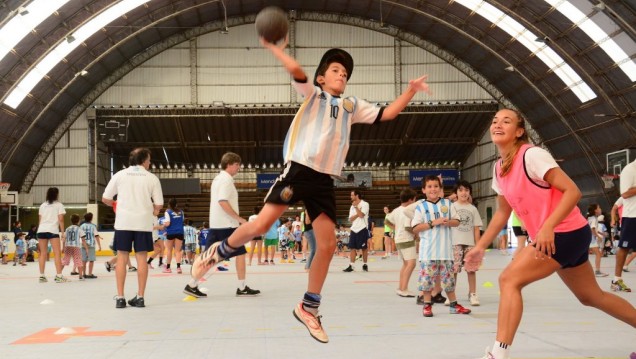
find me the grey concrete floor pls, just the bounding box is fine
[0,250,634,359]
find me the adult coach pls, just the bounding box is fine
[184,152,260,298]
[613,158,636,292]
[343,190,370,272]
[103,148,163,308]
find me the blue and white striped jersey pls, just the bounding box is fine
[411,198,458,261]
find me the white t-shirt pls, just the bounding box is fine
[209,170,239,229]
[386,205,414,244]
[451,202,483,246]
[492,147,558,194]
[37,201,66,234]
[349,200,369,233]
[102,165,164,232]
[620,160,636,218]
[588,216,599,242]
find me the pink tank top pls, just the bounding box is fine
[495,144,587,238]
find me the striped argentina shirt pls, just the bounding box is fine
[411,198,459,261]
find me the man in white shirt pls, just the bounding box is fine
[612,159,636,292]
[102,148,164,309]
[184,152,260,298]
[343,190,370,272]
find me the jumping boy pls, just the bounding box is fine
[412,175,471,317]
[188,35,431,343]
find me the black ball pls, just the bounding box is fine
[255,6,288,43]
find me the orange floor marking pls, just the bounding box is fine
[12,327,126,345]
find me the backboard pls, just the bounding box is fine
[606,149,635,175]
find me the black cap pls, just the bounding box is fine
[313,48,354,86]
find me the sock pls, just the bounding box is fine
[136,293,143,299]
[491,341,510,359]
[159,257,163,265]
[238,280,245,290]
[176,263,181,268]
[302,292,321,316]
[188,279,198,287]
[614,276,622,282]
[450,301,457,307]
[166,264,170,269]
[217,238,239,259]
[147,258,153,264]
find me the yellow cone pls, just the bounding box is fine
[183,295,198,302]
[482,281,494,288]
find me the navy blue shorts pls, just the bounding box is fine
[532,225,590,269]
[619,217,636,251]
[264,162,337,225]
[113,230,153,253]
[209,227,247,256]
[167,233,184,241]
[37,232,60,240]
[348,229,369,250]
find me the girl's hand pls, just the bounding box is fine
[533,226,555,259]
[464,247,484,268]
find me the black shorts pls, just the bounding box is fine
[531,225,590,269]
[209,227,247,256]
[167,233,184,241]
[264,162,336,225]
[619,217,636,250]
[349,230,369,250]
[37,232,60,240]
[113,230,153,253]
[512,226,528,237]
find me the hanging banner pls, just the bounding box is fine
[334,171,373,188]
[409,169,459,188]
[256,173,279,189]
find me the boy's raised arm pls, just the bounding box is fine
[261,36,307,82]
[381,75,432,121]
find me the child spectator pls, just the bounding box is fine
[80,212,101,278]
[412,175,471,317]
[62,214,87,280]
[450,180,483,306]
[27,236,38,262]
[587,204,608,277]
[13,232,27,266]
[184,219,197,265]
[263,218,280,265]
[147,215,166,269]
[293,224,303,260]
[385,188,418,297]
[279,218,294,263]
[1,234,10,264]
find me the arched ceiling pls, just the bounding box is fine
[0,0,634,207]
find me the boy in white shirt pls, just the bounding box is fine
[450,180,483,306]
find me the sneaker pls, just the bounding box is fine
[176,267,182,274]
[416,295,425,305]
[450,303,472,314]
[79,276,85,281]
[423,304,433,317]
[396,290,416,298]
[105,262,112,272]
[148,263,155,269]
[432,292,447,304]
[236,286,261,296]
[85,274,97,279]
[444,297,450,306]
[292,302,328,343]
[362,264,368,272]
[70,271,79,275]
[115,296,126,309]
[595,270,608,277]
[469,293,480,306]
[183,284,208,298]
[611,279,632,292]
[128,295,145,308]
[478,347,496,359]
[269,260,275,265]
[162,268,172,274]
[128,267,137,272]
[343,265,354,272]
[300,258,307,263]
[216,265,228,271]
[54,275,69,283]
[39,276,47,283]
[624,267,629,272]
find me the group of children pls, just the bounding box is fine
[0,233,37,266]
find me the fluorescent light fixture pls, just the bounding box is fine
[0,0,70,64]
[3,0,151,109]
[453,0,597,102]
[545,0,636,82]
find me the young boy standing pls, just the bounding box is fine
[385,188,418,297]
[80,212,101,278]
[189,35,431,343]
[412,175,471,317]
[62,214,87,280]
[450,180,483,306]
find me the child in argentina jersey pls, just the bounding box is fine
[80,212,101,278]
[62,214,87,279]
[413,197,459,261]
[184,220,197,264]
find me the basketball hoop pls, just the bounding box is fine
[601,174,618,189]
[0,182,9,196]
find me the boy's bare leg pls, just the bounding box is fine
[307,214,337,294]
